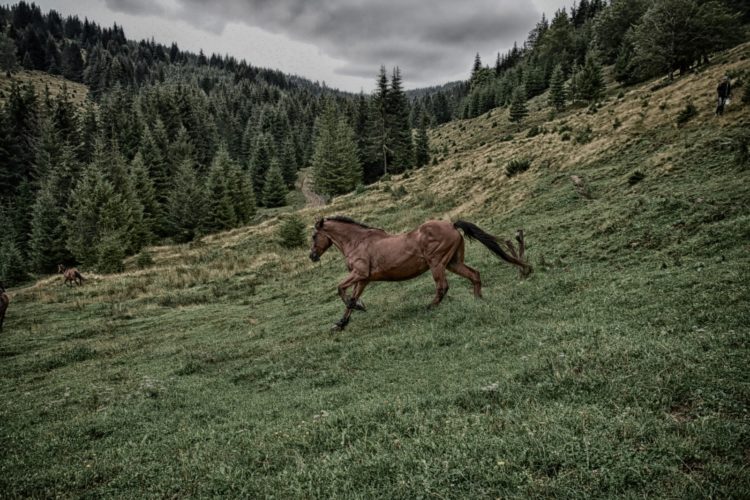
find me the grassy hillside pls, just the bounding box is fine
[1,44,749,497]
[0,69,89,107]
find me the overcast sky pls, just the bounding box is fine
[27,0,568,92]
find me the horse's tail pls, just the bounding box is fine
[75,271,85,281]
[453,220,531,273]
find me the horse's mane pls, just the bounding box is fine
[325,216,383,231]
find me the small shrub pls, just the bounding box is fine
[354,183,366,195]
[136,251,154,269]
[574,126,593,144]
[391,185,408,199]
[432,157,440,165]
[613,117,622,129]
[491,121,498,128]
[659,102,667,111]
[527,126,542,138]
[561,132,571,141]
[628,171,645,186]
[641,99,649,108]
[277,215,306,249]
[452,160,462,170]
[617,90,625,99]
[676,103,697,125]
[500,134,514,142]
[505,158,531,177]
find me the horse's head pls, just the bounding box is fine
[57,264,66,274]
[310,218,332,262]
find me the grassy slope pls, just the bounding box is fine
[1,44,749,498]
[0,70,89,107]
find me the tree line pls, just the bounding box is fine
[413,0,748,123]
[0,2,431,284]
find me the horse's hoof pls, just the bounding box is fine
[331,324,344,332]
[353,300,366,312]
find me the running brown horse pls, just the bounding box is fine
[309,216,532,331]
[58,264,85,286]
[0,283,9,332]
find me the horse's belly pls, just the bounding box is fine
[370,260,429,282]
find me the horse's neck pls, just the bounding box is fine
[326,224,377,255]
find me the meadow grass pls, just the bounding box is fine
[1,47,750,498]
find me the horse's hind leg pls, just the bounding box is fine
[448,261,482,298]
[429,266,449,307]
[448,243,482,298]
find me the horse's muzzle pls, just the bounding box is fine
[309,251,320,262]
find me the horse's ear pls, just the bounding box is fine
[315,217,325,230]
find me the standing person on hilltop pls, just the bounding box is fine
[716,76,732,116]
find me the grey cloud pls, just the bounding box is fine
[104,0,165,16]
[106,0,540,86]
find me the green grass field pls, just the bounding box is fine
[2,46,750,497]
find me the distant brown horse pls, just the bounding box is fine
[0,283,8,332]
[310,217,532,331]
[58,264,85,286]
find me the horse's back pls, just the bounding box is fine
[415,220,462,247]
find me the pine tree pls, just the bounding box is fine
[277,214,306,249]
[65,165,121,265]
[28,146,78,272]
[365,66,390,181]
[312,101,362,197]
[227,160,255,225]
[631,0,741,80]
[168,126,196,178]
[129,152,159,243]
[509,85,529,123]
[139,124,169,205]
[92,140,146,252]
[205,146,237,231]
[262,160,288,208]
[386,67,413,172]
[52,84,79,147]
[414,114,430,168]
[548,64,567,111]
[78,101,98,164]
[44,35,60,74]
[61,40,84,81]
[0,32,17,77]
[280,135,298,188]
[249,133,275,199]
[0,235,28,285]
[0,109,23,198]
[570,51,605,103]
[165,159,206,243]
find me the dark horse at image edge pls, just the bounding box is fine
[0,283,9,332]
[310,217,532,331]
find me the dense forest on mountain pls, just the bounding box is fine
[0,2,422,283]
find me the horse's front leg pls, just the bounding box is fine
[337,272,362,306]
[333,275,368,331]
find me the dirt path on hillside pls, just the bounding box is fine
[296,168,327,207]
